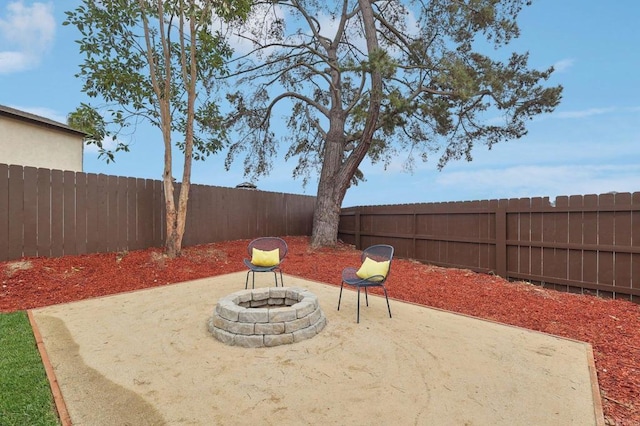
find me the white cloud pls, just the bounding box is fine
[0,1,55,74]
[0,50,30,73]
[9,104,66,123]
[436,164,640,201]
[555,107,615,119]
[553,58,574,73]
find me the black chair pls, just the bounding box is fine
[243,237,288,289]
[338,244,394,323]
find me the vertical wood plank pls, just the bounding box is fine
[495,206,507,278]
[117,176,128,251]
[85,174,98,254]
[613,192,632,299]
[36,168,51,258]
[8,165,24,259]
[530,197,544,279]
[632,192,640,302]
[486,199,499,272]
[554,196,569,289]
[520,198,532,278]
[598,193,615,297]
[50,169,64,257]
[96,174,109,253]
[0,164,8,261]
[355,210,361,250]
[137,178,153,249]
[153,179,164,248]
[582,194,598,295]
[63,171,76,256]
[22,167,38,258]
[107,175,119,252]
[126,177,137,250]
[75,172,87,255]
[567,195,584,289]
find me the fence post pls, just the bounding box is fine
[355,210,361,250]
[412,211,417,259]
[495,206,507,278]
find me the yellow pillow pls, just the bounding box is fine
[356,257,390,282]
[251,248,280,267]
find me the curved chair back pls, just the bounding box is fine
[247,237,288,262]
[361,244,394,273]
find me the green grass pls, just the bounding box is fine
[0,312,60,426]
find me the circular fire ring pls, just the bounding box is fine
[208,287,327,348]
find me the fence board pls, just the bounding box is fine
[614,193,632,299]
[63,171,76,256]
[117,176,128,251]
[582,195,598,295]
[126,176,138,251]
[598,193,616,297]
[153,179,164,248]
[86,174,99,254]
[23,167,38,258]
[107,175,118,253]
[36,168,51,258]
[50,170,64,257]
[553,196,569,286]
[632,193,640,299]
[96,174,109,253]
[567,195,583,287]
[8,165,23,260]
[0,164,8,261]
[507,199,522,277]
[529,197,544,280]
[76,173,87,255]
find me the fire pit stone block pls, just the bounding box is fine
[209,287,326,348]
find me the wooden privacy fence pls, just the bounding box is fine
[0,164,316,262]
[339,193,640,302]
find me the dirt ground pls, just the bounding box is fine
[30,272,603,425]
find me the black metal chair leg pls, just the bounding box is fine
[364,287,369,306]
[357,287,361,323]
[245,271,250,289]
[383,287,392,318]
[337,282,344,310]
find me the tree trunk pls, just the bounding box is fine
[311,174,345,248]
[310,0,383,248]
[163,177,182,258]
[311,113,349,247]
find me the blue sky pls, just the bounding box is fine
[1,1,639,207]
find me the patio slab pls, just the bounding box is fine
[29,272,604,425]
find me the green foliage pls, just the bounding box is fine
[64,0,251,163]
[225,0,561,182]
[0,312,60,426]
[67,103,129,163]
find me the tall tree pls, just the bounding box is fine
[65,0,250,257]
[225,0,562,247]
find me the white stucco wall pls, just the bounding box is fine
[0,115,84,172]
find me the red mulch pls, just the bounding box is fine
[1,236,638,425]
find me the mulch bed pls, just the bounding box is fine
[1,236,638,425]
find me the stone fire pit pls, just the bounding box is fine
[208,287,327,348]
